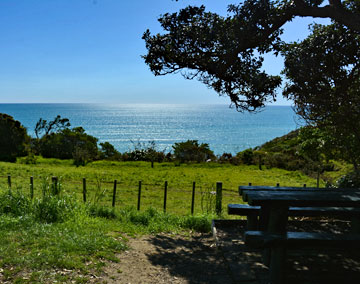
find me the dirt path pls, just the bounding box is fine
[101,233,234,284]
[98,220,360,284]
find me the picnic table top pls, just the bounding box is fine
[244,190,360,208]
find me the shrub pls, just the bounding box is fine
[88,204,117,219]
[0,113,29,162]
[237,148,254,165]
[39,127,98,163]
[32,194,78,223]
[181,215,212,233]
[99,141,121,160]
[218,153,232,163]
[0,190,31,217]
[122,141,166,163]
[172,140,215,163]
[336,171,360,188]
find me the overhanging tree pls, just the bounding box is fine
[282,23,360,170]
[143,0,360,111]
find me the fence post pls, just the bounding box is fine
[30,176,34,199]
[191,181,196,215]
[112,180,117,207]
[216,182,222,216]
[137,181,142,211]
[7,175,11,190]
[82,178,87,203]
[163,181,168,213]
[52,177,58,195]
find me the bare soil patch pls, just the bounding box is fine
[99,219,360,284]
[102,233,233,284]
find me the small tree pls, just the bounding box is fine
[0,113,29,162]
[172,140,215,163]
[34,115,70,139]
[99,142,121,160]
[39,127,99,164]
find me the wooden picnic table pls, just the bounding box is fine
[243,189,360,233]
[238,186,360,283]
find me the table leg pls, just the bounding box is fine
[350,216,360,233]
[259,205,270,231]
[268,205,288,284]
[270,246,286,284]
[247,213,258,230]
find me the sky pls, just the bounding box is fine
[0,0,330,105]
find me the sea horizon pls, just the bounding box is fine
[0,103,301,155]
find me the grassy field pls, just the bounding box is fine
[0,158,341,283]
[1,158,323,216]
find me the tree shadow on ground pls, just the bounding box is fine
[146,233,236,284]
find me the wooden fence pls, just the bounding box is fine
[4,175,308,215]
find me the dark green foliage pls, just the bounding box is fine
[172,140,215,163]
[336,171,360,188]
[238,148,254,165]
[252,127,338,174]
[99,141,121,160]
[122,141,165,162]
[143,1,360,112]
[39,127,98,164]
[0,113,29,162]
[282,23,360,170]
[34,115,70,139]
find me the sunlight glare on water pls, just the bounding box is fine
[0,103,301,155]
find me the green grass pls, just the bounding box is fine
[0,158,323,216]
[0,188,215,283]
[0,158,339,282]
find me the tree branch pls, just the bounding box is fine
[294,1,360,32]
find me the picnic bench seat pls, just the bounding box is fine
[244,230,360,249]
[245,230,360,283]
[228,204,360,229]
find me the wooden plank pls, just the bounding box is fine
[245,231,360,249]
[228,203,360,218]
[245,190,360,207]
[240,186,360,201]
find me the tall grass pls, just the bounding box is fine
[0,182,214,283]
[0,159,322,217]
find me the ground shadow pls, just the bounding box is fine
[146,233,236,284]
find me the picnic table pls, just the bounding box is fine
[231,186,360,284]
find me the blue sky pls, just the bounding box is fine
[0,0,329,105]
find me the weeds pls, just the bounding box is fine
[0,183,215,283]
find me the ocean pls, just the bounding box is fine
[0,104,301,155]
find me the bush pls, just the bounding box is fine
[99,142,121,160]
[172,140,215,163]
[0,113,29,162]
[218,153,232,163]
[39,127,98,163]
[122,141,166,163]
[0,190,31,217]
[237,148,254,165]
[336,171,360,188]
[88,204,117,219]
[32,194,78,223]
[181,215,212,233]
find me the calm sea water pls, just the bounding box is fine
[0,104,300,155]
